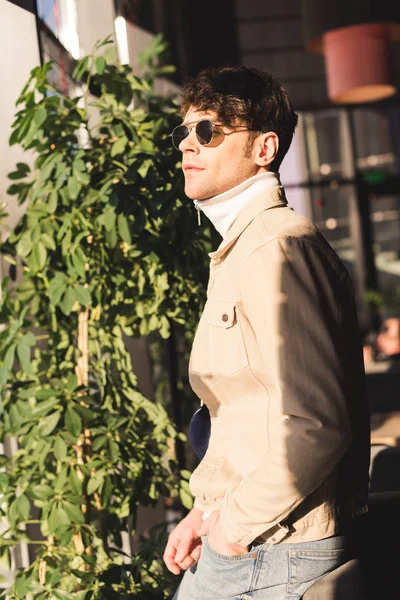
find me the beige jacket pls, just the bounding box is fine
[189,185,370,547]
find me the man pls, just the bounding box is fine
[164,66,370,600]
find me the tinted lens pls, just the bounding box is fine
[196,120,213,145]
[172,125,189,149]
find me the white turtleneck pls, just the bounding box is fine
[193,171,281,239]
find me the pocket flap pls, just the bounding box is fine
[207,302,236,328]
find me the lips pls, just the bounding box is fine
[183,164,204,172]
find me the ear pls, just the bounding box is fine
[254,132,279,168]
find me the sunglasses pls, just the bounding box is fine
[171,119,249,150]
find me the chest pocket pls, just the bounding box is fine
[207,301,249,375]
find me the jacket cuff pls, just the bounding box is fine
[193,497,209,512]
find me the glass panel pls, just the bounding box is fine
[304,110,343,181]
[311,184,357,285]
[40,27,76,96]
[369,193,400,317]
[38,0,79,59]
[37,0,60,37]
[353,108,397,175]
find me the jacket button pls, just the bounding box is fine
[222,314,229,322]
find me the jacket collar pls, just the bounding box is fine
[209,185,288,261]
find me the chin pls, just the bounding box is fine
[184,185,200,200]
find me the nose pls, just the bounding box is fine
[179,127,200,153]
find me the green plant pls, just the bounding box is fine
[0,35,209,599]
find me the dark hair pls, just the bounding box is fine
[180,65,298,171]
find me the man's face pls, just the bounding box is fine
[178,108,262,200]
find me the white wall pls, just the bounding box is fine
[0,1,40,236]
[126,22,181,95]
[76,0,116,58]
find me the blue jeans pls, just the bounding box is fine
[172,534,349,600]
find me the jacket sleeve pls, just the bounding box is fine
[219,236,352,546]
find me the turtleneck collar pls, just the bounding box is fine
[193,171,281,238]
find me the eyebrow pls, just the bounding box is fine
[181,118,219,126]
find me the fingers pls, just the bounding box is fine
[178,555,196,570]
[163,537,181,575]
[163,534,196,574]
[175,537,196,564]
[163,534,203,574]
[190,542,202,563]
[176,541,202,571]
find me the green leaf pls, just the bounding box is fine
[63,501,84,524]
[73,56,89,80]
[9,404,22,429]
[111,135,128,157]
[0,473,9,494]
[67,176,80,200]
[179,480,193,510]
[66,373,78,391]
[8,498,18,527]
[92,435,107,452]
[31,240,47,271]
[8,162,30,180]
[54,436,67,461]
[39,411,61,437]
[48,505,70,534]
[73,158,86,172]
[48,273,68,304]
[100,475,113,507]
[59,286,76,316]
[117,213,132,244]
[24,331,36,345]
[4,344,16,370]
[16,494,30,520]
[54,465,68,491]
[87,471,104,495]
[137,158,152,178]
[41,233,56,250]
[74,285,92,306]
[0,368,8,387]
[65,407,82,438]
[180,470,192,480]
[16,231,33,257]
[69,469,83,495]
[17,333,35,375]
[47,189,58,213]
[108,439,120,463]
[30,484,54,500]
[105,227,117,248]
[36,387,60,399]
[34,107,47,128]
[95,56,106,75]
[81,553,96,567]
[0,547,11,571]
[17,341,32,375]
[71,249,86,278]
[31,397,59,417]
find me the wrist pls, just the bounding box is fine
[185,507,204,525]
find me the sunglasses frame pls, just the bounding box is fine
[171,119,249,150]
